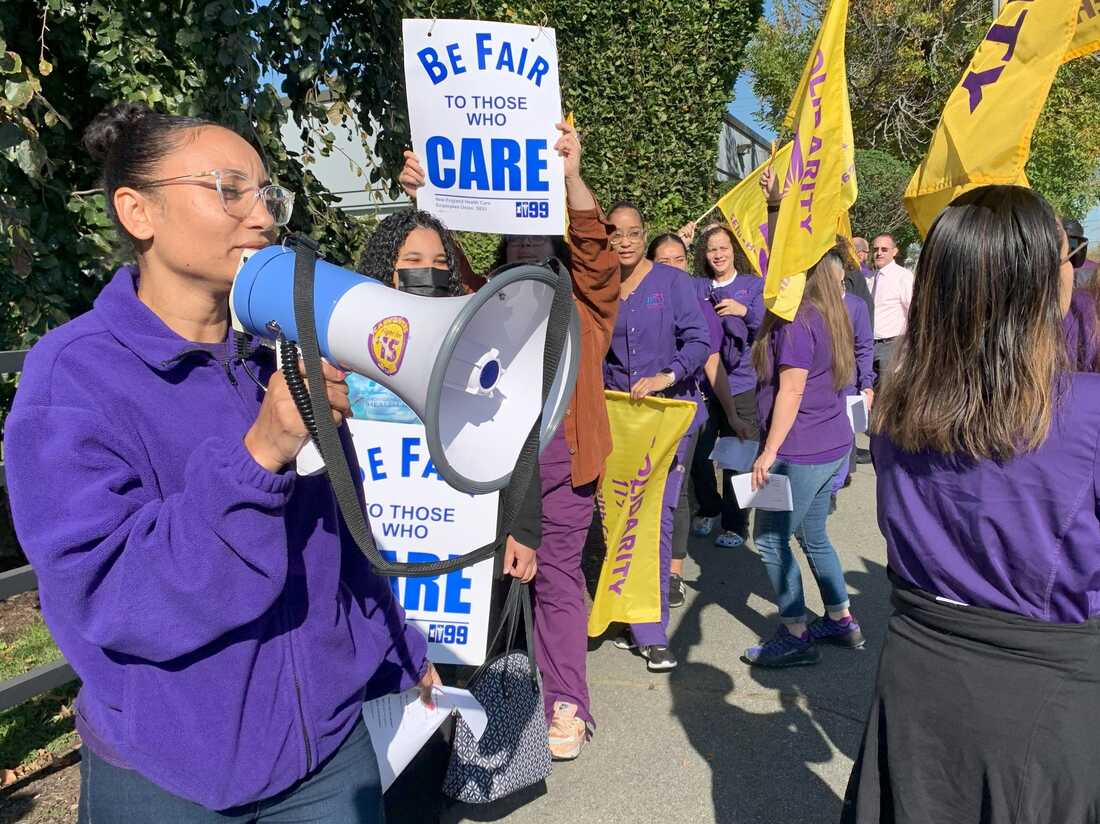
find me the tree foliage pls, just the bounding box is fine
[744,0,1100,223]
[0,0,763,366]
[850,149,917,253]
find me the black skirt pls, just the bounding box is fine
[841,577,1100,824]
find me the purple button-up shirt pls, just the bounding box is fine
[843,292,875,393]
[605,262,710,427]
[756,304,853,465]
[872,373,1100,623]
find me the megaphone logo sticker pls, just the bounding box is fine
[369,316,410,376]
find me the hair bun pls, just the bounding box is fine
[83,102,154,162]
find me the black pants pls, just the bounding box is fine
[670,427,700,561]
[872,338,898,388]
[689,390,758,539]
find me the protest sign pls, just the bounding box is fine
[298,419,497,665]
[402,18,565,234]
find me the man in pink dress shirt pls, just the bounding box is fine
[866,233,914,380]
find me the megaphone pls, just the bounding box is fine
[230,245,580,495]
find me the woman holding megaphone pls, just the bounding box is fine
[4,103,437,821]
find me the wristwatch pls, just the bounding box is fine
[659,370,676,388]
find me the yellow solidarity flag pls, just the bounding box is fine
[716,141,794,277]
[765,0,857,322]
[903,0,1080,238]
[587,392,695,637]
[1067,0,1100,60]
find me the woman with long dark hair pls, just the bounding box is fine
[4,103,435,820]
[842,185,1097,823]
[605,203,710,671]
[744,237,863,666]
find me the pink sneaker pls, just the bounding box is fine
[548,701,586,761]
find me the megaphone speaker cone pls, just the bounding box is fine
[232,248,579,494]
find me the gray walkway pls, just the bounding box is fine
[417,446,889,824]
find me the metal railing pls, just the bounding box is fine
[0,348,77,712]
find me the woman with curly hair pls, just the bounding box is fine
[350,207,541,583]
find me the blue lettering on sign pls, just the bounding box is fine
[424,137,549,193]
[420,33,551,87]
[379,550,475,616]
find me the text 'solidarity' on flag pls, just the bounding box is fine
[716,141,795,278]
[587,392,696,638]
[764,0,857,322]
[904,0,1085,238]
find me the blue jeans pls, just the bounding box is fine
[77,718,384,823]
[753,457,850,624]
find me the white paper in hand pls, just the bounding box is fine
[709,437,760,472]
[361,686,487,792]
[731,473,793,511]
[846,395,868,434]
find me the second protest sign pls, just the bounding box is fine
[403,18,566,235]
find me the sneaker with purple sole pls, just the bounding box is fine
[742,625,821,668]
[809,614,866,649]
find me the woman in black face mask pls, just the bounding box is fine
[353,207,541,584]
[359,208,461,297]
[346,209,461,423]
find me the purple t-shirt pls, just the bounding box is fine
[872,373,1100,623]
[756,304,853,464]
[843,292,875,393]
[1064,288,1099,372]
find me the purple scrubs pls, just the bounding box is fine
[532,425,595,724]
[756,305,853,465]
[872,373,1100,623]
[708,274,765,394]
[604,263,709,646]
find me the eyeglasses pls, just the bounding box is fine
[141,169,295,226]
[610,228,646,247]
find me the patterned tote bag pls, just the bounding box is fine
[443,579,551,803]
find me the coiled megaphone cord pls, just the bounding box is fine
[278,335,321,448]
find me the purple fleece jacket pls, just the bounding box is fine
[4,267,428,810]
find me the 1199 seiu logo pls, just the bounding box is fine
[515,201,550,219]
[427,623,469,645]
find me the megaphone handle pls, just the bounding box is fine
[285,237,573,579]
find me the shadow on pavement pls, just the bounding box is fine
[668,503,892,824]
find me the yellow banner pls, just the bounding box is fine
[904,0,1080,238]
[1067,0,1100,60]
[716,142,794,277]
[765,0,857,321]
[587,392,695,637]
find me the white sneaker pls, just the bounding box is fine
[548,702,586,760]
[692,515,717,536]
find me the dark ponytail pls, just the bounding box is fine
[82,102,218,243]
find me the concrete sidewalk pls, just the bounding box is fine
[391,453,889,824]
